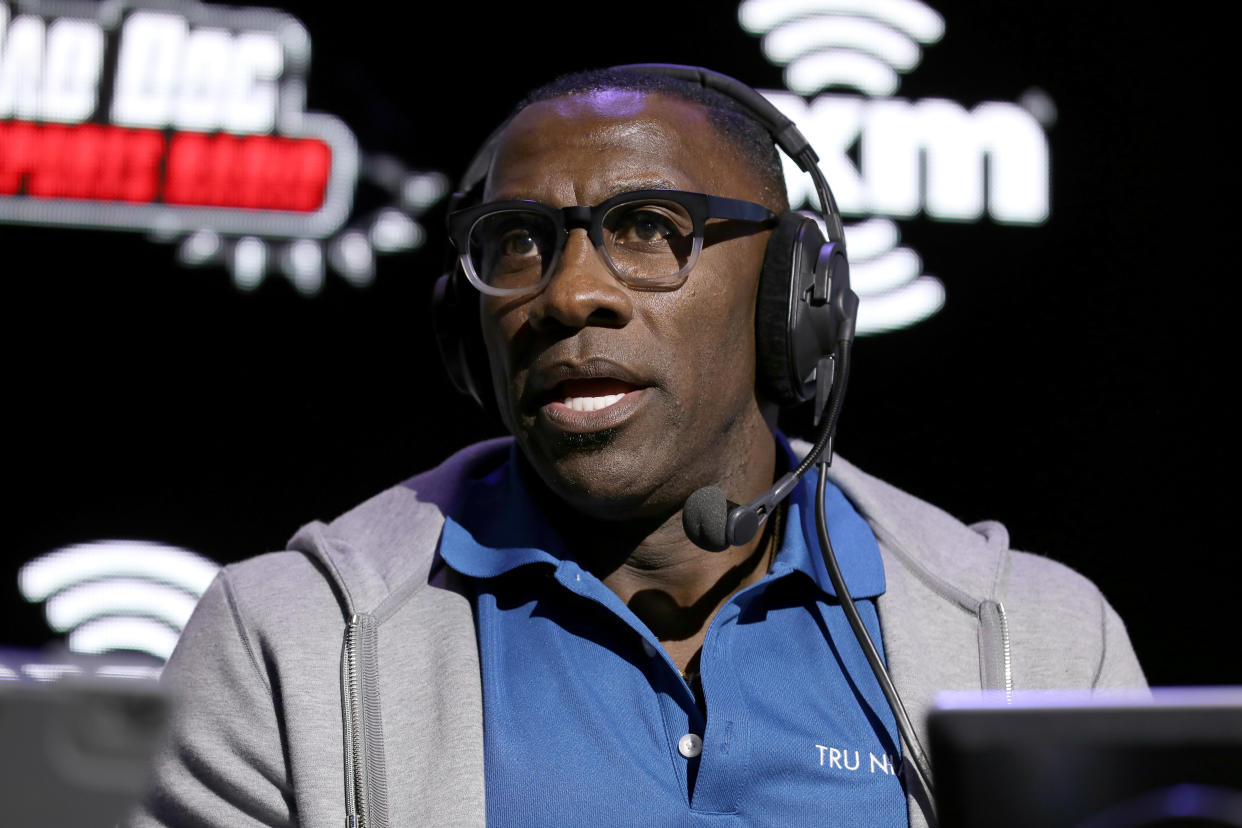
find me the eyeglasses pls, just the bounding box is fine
[448,189,778,297]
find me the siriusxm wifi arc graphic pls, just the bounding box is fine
[18,540,221,662]
[737,0,1052,335]
[740,0,945,96]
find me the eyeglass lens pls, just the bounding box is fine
[467,209,558,292]
[466,198,699,290]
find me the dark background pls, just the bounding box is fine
[3,1,1235,686]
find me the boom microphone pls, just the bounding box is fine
[682,472,805,552]
[682,487,733,552]
[682,346,850,553]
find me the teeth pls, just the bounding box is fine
[563,393,625,412]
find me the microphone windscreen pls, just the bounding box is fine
[683,486,731,552]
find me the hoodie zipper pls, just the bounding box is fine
[996,601,1014,701]
[978,599,1015,700]
[342,614,367,828]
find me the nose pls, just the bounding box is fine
[527,228,634,332]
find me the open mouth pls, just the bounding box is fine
[522,359,655,435]
[551,378,640,413]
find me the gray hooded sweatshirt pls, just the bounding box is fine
[129,438,1145,828]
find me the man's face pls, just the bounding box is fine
[479,91,775,520]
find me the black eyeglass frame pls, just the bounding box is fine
[448,188,778,297]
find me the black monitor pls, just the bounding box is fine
[0,649,167,827]
[928,688,1242,828]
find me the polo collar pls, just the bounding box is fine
[440,436,886,601]
[440,445,567,578]
[771,436,886,599]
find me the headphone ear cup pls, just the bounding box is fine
[432,271,494,413]
[756,212,825,407]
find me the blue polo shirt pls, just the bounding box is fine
[440,440,909,826]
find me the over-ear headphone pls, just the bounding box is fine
[432,63,858,423]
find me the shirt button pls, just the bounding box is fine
[641,639,657,658]
[677,733,703,759]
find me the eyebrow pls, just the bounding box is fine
[489,178,687,205]
[597,178,683,199]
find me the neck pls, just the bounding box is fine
[601,503,782,643]
[527,429,782,661]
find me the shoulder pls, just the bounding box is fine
[1001,548,1144,688]
[1002,546,1105,615]
[280,437,513,614]
[823,452,1143,688]
[823,454,1007,601]
[189,438,513,639]
[826,453,1105,608]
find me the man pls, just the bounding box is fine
[131,68,1144,828]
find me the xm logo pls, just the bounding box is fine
[739,0,1052,334]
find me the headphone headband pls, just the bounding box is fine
[607,63,845,246]
[449,63,847,248]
